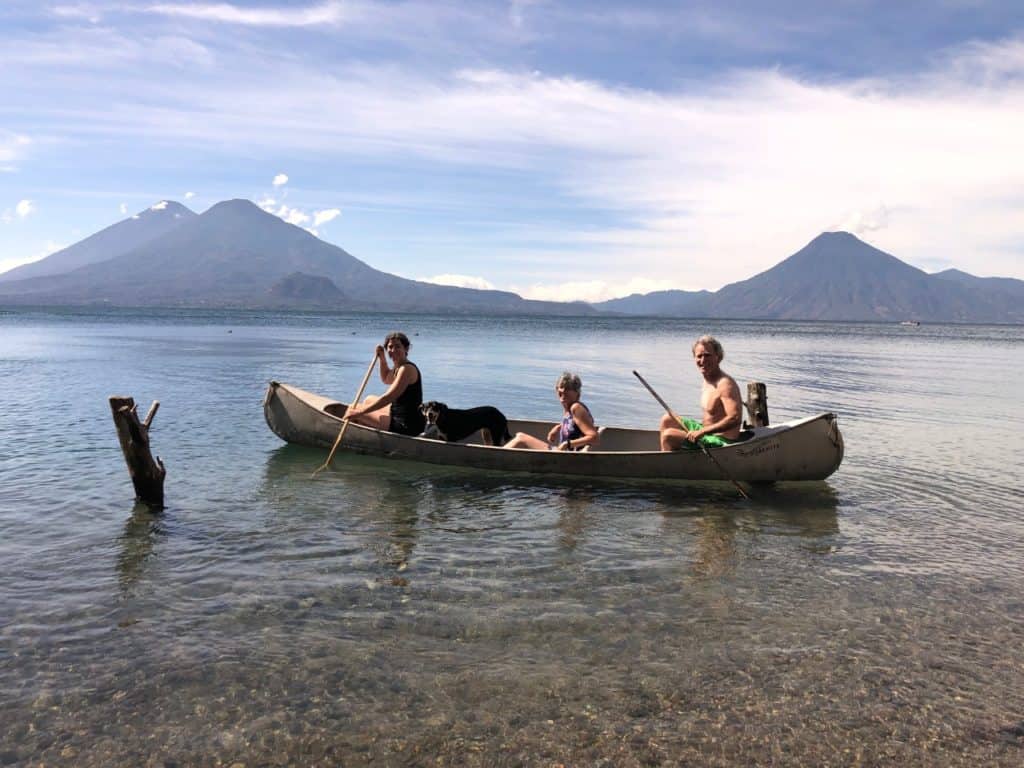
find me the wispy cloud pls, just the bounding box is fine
[257,195,340,234]
[16,200,36,218]
[313,208,340,227]
[411,268,685,303]
[144,1,352,27]
[829,205,891,236]
[419,273,496,291]
[50,4,104,23]
[275,204,309,226]
[272,173,289,187]
[514,276,683,304]
[0,132,31,171]
[509,0,543,30]
[3,24,215,70]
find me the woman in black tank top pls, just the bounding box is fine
[343,332,425,436]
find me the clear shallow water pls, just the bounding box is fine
[1,308,1023,766]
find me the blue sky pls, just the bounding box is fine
[2,1,1023,301]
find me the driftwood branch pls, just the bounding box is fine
[142,401,160,429]
[109,396,166,509]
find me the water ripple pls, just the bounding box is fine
[2,312,1023,765]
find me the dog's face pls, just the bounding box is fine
[420,400,448,426]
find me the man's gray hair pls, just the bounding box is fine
[692,334,724,360]
[555,371,582,391]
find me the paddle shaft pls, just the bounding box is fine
[632,370,750,500]
[313,352,379,476]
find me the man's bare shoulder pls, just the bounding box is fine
[713,371,739,391]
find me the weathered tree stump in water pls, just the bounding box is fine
[109,396,166,508]
[746,382,769,427]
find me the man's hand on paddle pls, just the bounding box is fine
[672,416,702,443]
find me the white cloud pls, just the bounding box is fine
[0,133,31,171]
[16,200,35,218]
[514,277,682,304]
[272,173,289,187]
[265,201,340,231]
[151,200,169,210]
[829,205,891,235]
[51,5,103,23]
[185,191,196,199]
[313,208,341,227]
[5,25,214,69]
[275,204,309,226]
[119,202,128,214]
[419,273,496,291]
[144,1,352,27]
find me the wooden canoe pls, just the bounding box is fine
[263,381,844,483]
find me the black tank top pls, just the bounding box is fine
[389,362,425,436]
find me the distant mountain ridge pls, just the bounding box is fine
[931,268,1024,301]
[594,232,1024,323]
[0,201,196,283]
[0,199,596,315]
[598,288,712,316]
[1,201,1021,322]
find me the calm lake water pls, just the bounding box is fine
[1,308,1022,766]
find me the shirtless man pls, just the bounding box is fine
[659,335,743,451]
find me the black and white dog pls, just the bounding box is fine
[419,401,512,446]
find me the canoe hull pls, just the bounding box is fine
[263,381,844,483]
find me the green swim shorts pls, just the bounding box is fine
[677,417,736,449]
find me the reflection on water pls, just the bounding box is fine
[691,514,738,579]
[116,503,167,594]
[252,447,850,655]
[556,488,596,552]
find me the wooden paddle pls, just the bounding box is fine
[633,370,751,500]
[312,352,379,477]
